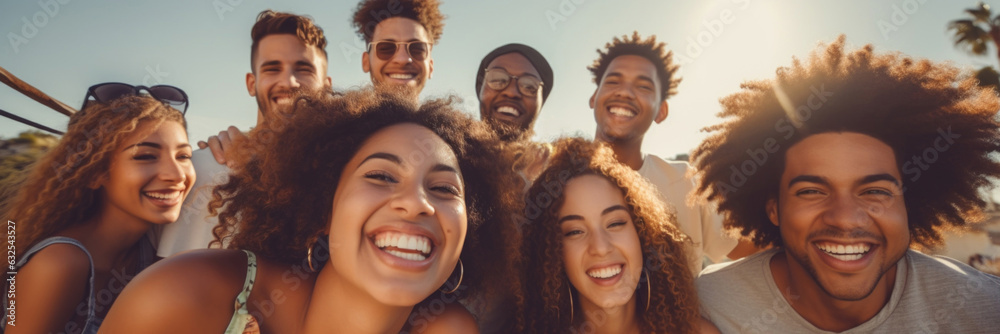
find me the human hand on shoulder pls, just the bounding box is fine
[196,126,246,167]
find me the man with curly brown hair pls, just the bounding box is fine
[352,0,444,98]
[692,36,1000,333]
[588,32,743,275]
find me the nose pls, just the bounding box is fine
[278,69,301,89]
[158,156,188,184]
[390,181,435,219]
[821,193,873,230]
[500,78,522,99]
[586,229,614,257]
[391,44,413,64]
[611,83,636,100]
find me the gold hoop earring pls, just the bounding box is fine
[307,242,316,272]
[643,268,651,312]
[441,259,464,294]
[567,283,574,323]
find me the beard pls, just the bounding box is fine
[486,118,533,143]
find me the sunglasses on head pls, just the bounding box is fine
[483,68,544,97]
[82,82,189,114]
[367,40,431,62]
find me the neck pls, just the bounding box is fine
[301,267,411,333]
[597,134,644,170]
[65,204,152,266]
[771,250,897,332]
[577,296,640,334]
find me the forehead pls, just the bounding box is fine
[487,53,540,77]
[354,123,459,169]
[603,54,658,82]
[118,120,187,148]
[782,132,900,184]
[560,174,626,214]
[372,17,430,42]
[254,34,325,66]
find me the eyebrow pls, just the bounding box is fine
[604,72,655,85]
[123,142,192,152]
[787,173,901,188]
[360,152,460,175]
[487,66,540,78]
[558,205,630,225]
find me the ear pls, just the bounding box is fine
[589,90,597,109]
[324,75,332,89]
[766,198,779,226]
[362,52,371,73]
[654,100,669,124]
[245,72,256,97]
[428,58,434,79]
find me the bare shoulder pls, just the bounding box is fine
[6,244,92,333]
[99,249,252,334]
[699,316,721,334]
[410,302,480,334]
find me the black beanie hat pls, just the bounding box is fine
[475,43,554,104]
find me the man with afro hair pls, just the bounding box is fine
[692,36,1000,333]
[588,31,746,276]
[352,0,444,98]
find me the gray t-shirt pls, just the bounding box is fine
[697,249,1000,333]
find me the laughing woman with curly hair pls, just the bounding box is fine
[518,138,718,334]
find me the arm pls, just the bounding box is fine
[98,250,246,334]
[699,317,721,334]
[6,244,90,334]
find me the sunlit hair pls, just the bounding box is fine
[588,31,681,100]
[351,0,445,44]
[208,87,520,305]
[518,137,699,333]
[2,96,186,252]
[250,9,328,72]
[690,36,1000,248]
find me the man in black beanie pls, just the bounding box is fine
[476,43,553,142]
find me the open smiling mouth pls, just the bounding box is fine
[373,232,433,261]
[388,73,416,80]
[608,106,637,118]
[816,242,872,261]
[142,190,183,206]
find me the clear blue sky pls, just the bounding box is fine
[1,0,996,160]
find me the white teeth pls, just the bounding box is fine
[816,243,871,261]
[609,107,635,117]
[497,106,520,117]
[389,73,415,79]
[144,192,179,200]
[586,265,622,279]
[374,232,432,261]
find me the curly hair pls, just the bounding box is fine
[518,137,699,334]
[588,31,681,100]
[250,9,328,72]
[351,0,445,44]
[2,96,186,252]
[690,36,1000,248]
[208,87,521,305]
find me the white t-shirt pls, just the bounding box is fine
[637,155,737,275]
[697,249,1000,333]
[157,149,230,257]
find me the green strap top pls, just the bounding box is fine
[224,250,258,334]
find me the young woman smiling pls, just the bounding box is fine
[518,138,718,334]
[99,89,519,333]
[2,87,194,334]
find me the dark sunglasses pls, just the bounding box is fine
[483,69,543,97]
[367,40,431,62]
[82,82,189,114]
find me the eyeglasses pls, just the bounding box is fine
[483,69,543,97]
[82,82,189,114]
[367,40,431,62]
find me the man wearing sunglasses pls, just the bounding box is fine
[588,32,755,276]
[475,43,553,143]
[352,0,444,97]
[158,10,331,258]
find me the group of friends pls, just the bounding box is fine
[3,0,1000,333]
